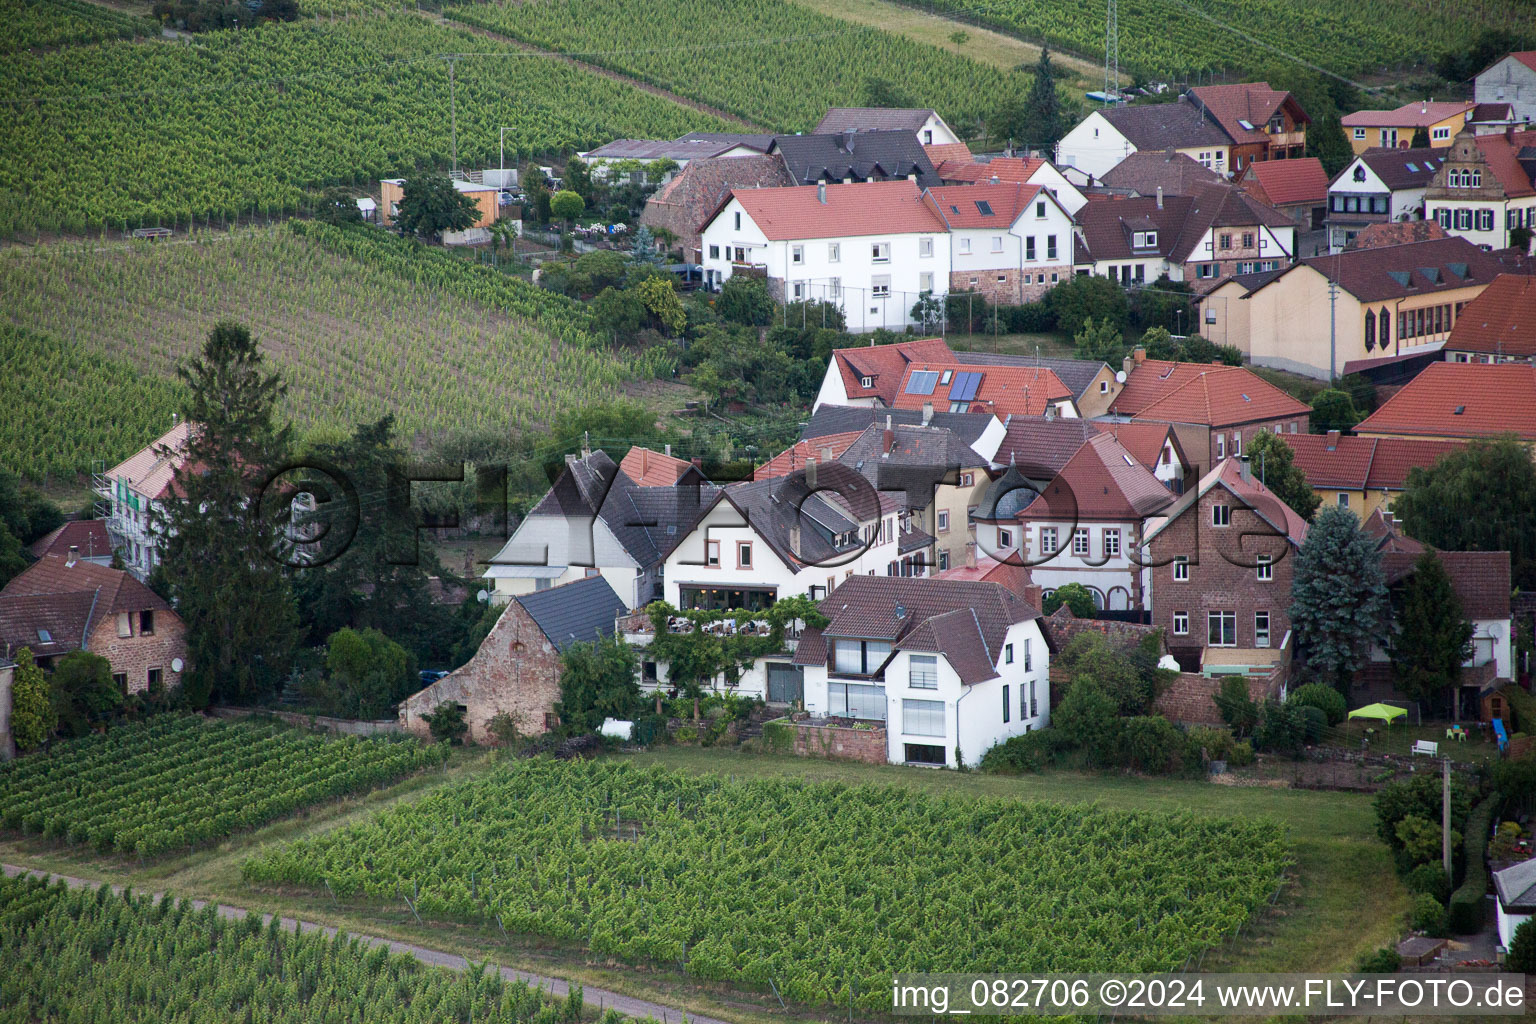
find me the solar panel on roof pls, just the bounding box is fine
[905,370,940,395]
[950,371,983,402]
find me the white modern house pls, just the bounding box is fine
[1055,102,1235,181]
[1325,149,1443,253]
[815,107,963,147]
[94,419,192,580]
[791,575,1050,768]
[698,180,950,332]
[924,183,1076,304]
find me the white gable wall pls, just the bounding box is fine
[1056,112,1137,180]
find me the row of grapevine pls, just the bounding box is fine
[0,225,648,469]
[1,0,156,53]
[0,325,185,482]
[0,13,724,236]
[0,875,606,1023]
[244,759,1291,1013]
[917,0,1531,78]
[446,0,1023,134]
[0,716,447,858]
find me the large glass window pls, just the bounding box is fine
[903,698,945,737]
[833,639,892,675]
[829,682,886,720]
[909,655,938,689]
[1208,611,1237,647]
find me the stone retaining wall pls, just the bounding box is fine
[209,706,404,737]
[765,717,887,764]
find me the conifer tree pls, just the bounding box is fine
[1388,550,1473,714]
[1289,505,1388,693]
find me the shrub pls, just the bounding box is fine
[1508,918,1536,972]
[1120,715,1187,775]
[1396,815,1460,866]
[1213,676,1258,736]
[1447,791,1500,933]
[980,730,1060,773]
[422,701,468,745]
[1252,699,1308,756]
[1185,725,1235,763]
[1405,863,1451,903]
[1042,582,1096,619]
[1288,682,1347,725]
[1355,946,1401,973]
[1410,892,1449,936]
[1374,773,1474,851]
[1228,740,1255,767]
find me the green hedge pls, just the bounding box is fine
[1447,790,1501,934]
[1498,685,1536,734]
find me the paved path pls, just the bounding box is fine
[3,863,729,1024]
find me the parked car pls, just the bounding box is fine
[418,669,450,685]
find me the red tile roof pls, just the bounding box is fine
[1365,437,1467,489]
[1285,432,1464,490]
[1355,362,1536,440]
[1020,432,1174,521]
[1110,359,1311,428]
[1362,508,1426,553]
[1344,220,1448,251]
[1511,51,1536,74]
[618,446,697,487]
[28,520,113,561]
[933,555,1037,599]
[1240,157,1329,207]
[753,431,863,480]
[2,552,170,616]
[933,156,1047,184]
[1145,457,1309,548]
[724,180,945,240]
[1342,101,1474,128]
[889,363,1073,418]
[1471,130,1536,198]
[923,142,974,167]
[105,421,192,501]
[926,183,1043,227]
[831,336,955,405]
[1092,420,1178,471]
[1444,275,1536,357]
[1189,82,1309,144]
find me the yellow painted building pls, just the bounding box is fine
[379,178,500,230]
[1341,101,1473,156]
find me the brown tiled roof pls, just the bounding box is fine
[1287,431,1465,490]
[836,424,979,496]
[1097,150,1225,196]
[1144,458,1309,548]
[1101,100,1233,151]
[1287,236,1510,302]
[1040,604,1164,653]
[1240,157,1329,207]
[1361,509,1425,553]
[1444,274,1536,357]
[933,555,1036,599]
[933,157,1047,184]
[1169,183,1295,262]
[1467,130,1536,198]
[830,336,955,405]
[0,591,98,660]
[1382,550,1510,620]
[618,446,698,487]
[1020,432,1174,521]
[1344,221,1448,251]
[1342,101,1474,128]
[1075,193,1194,261]
[725,464,882,569]
[1092,420,1179,471]
[28,520,113,561]
[0,552,173,660]
[923,142,974,167]
[889,363,1073,418]
[643,154,793,234]
[1346,148,1444,190]
[994,417,1100,478]
[1189,82,1308,144]
[754,431,863,481]
[895,606,999,683]
[3,553,170,616]
[926,183,1043,227]
[721,180,944,241]
[1110,359,1311,428]
[1355,362,1536,440]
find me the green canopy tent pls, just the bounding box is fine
[1347,703,1407,730]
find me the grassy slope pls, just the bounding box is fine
[0,228,649,452]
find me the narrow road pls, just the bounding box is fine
[3,863,730,1024]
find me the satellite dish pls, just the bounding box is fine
[476,589,490,604]
[171,658,184,673]
[1115,370,1127,383]
[1487,623,1502,638]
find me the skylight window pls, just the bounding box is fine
[1237,119,1255,131]
[940,369,953,385]
[975,200,995,216]
[1241,393,1251,402]
[38,629,52,643]
[1405,162,1418,172]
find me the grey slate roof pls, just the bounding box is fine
[972,463,1044,521]
[516,575,627,653]
[1348,148,1445,191]
[724,468,873,569]
[947,353,1108,402]
[992,417,1100,477]
[838,423,979,506]
[814,108,940,135]
[675,130,776,152]
[800,405,996,449]
[1101,100,1233,151]
[770,131,939,188]
[1098,150,1226,196]
[1493,856,1536,911]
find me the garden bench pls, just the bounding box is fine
[1412,740,1438,757]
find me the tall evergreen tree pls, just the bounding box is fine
[1022,46,1064,150]
[1289,505,1389,692]
[1245,430,1321,521]
[156,321,300,706]
[1388,550,1473,714]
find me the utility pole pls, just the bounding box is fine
[1441,756,1452,879]
[1327,275,1338,384]
[1103,0,1119,104]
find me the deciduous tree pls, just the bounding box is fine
[556,633,640,735]
[1309,388,1361,434]
[49,650,121,738]
[325,626,416,720]
[395,175,479,241]
[550,189,585,232]
[1388,550,1474,713]
[1394,436,1536,589]
[9,647,56,752]
[1245,430,1321,521]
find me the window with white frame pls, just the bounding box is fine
[1353,127,1366,140]
[903,698,945,736]
[1208,610,1236,647]
[1337,492,1349,508]
[919,236,934,257]
[738,542,752,568]
[1102,528,1121,558]
[871,241,891,262]
[1047,235,1058,260]
[828,242,840,262]
[1432,126,1450,141]
[1172,611,1189,635]
[1173,556,1189,582]
[960,472,974,487]
[959,237,972,254]
[937,509,950,532]
[1212,503,1231,527]
[1233,432,1242,455]
[1072,528,1089,556]
[991,235,1004,252]
[860,374,872,388]
[734,211,741,230]
[791,244,804,265]
[705,539,720,565]
[1216,434,1226,458]
[1028,678,1038,717]
[1035,200,1046,218]
[1254,610,1271,648]
[830,277,842,298]
[919,271,934,292]
[909,654,938,689]
[1039,526,1056,553]
[708,244,719,259]
[872,275,891,297]
[791,282,805,300]
[998,527,1014,549]
[938,549,950,570]
[1257,554,1273,581]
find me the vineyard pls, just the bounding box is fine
[0,716,446,859]
[1,0,155,53]
[917,0,1534,78]
[0,225,667,465]
[445,0,1022,134]
[0,875,599,1023]
[244,759,1290,1012]
[0,13,722,235]
[0,326,184,483]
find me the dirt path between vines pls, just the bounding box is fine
[3,862,729,1024]
[424,12,764,131]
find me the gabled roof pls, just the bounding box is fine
[514,575,626,653]
[925,183,1044,228]
[583,138,742,161]
[1099,100,1234,151]
[1493,855,1536,912]
[1110,359,1311,428]
[1282,431,1379,489]
[644,154,794,233]
[0,591,98,660]
[0,552,172,659]
[932,156,1047,184]
[1075,193,1193,261]
[889,363,1073,418]
[3,552,170,615]
[1239,157,1329,207]
[721,179,944,241]
[923,142,974,168]
[1342,101,1474,129]
[1464,130,1536,198]
[1343,148,1444,190]
[895,607,999,683]
[28,520,113,561]
[972,463,1043,521]
[769,131,939,188]
[1169,182,1295,261]
[933,555,1037,599]
[814,107,942,135]
[1362,508,1425,554]
[1354,362,1536,440]
[829,336,956,405]
[1020,432,1174,521]
[722,464,883,570]
[799,403,998,449]
[993,416,1101,477]
[755,431,864,481]
[1143,458,1308,547]
[618,446,699,487]
[1188,82,1309,144]
[673,130,777,151]
[1097,149,1225,196]
[948,353,1109,402]
[1281,236,1510,303]
[105,421,192,501]
[1443,274,1536,357]
[1344,221,1448,251]
[794,575,1040,683]
[1381,549,1511,621]
[836,423,980,492]
[1092,420,1182,472]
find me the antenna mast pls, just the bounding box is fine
[1104,0,1119,105]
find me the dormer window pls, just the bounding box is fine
[861,376,873,389]
[1132,230,1157,249]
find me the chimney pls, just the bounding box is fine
[171,411,178,425]
[1133,345,1147,365]
[883,427,895,454]
[581,430,591,459]
[664,443,672,457]
[66,545,79,567]
[820,446,834,462]
[1238,454,1252,481]
[1325,429,1340,451]
[817,180,827,204]
[789,523,802,555]
[1123,353,1135,377]
[691,456,703,469]
[990,174,1000,185]
[842,129,855,152]
[1156,186,1164,209]
[1045,404,1057,421]
[921,400,933,426]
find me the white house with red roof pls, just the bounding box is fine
[813,336,954,408]
[95,420,192,580]
[699,180,950,332]
[924,143,1089,214]
[924,183,1076,304]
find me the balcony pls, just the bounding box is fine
[1266,131,1306,149]
[619,610,801,651]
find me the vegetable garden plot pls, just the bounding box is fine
[245,758,1290,1013]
